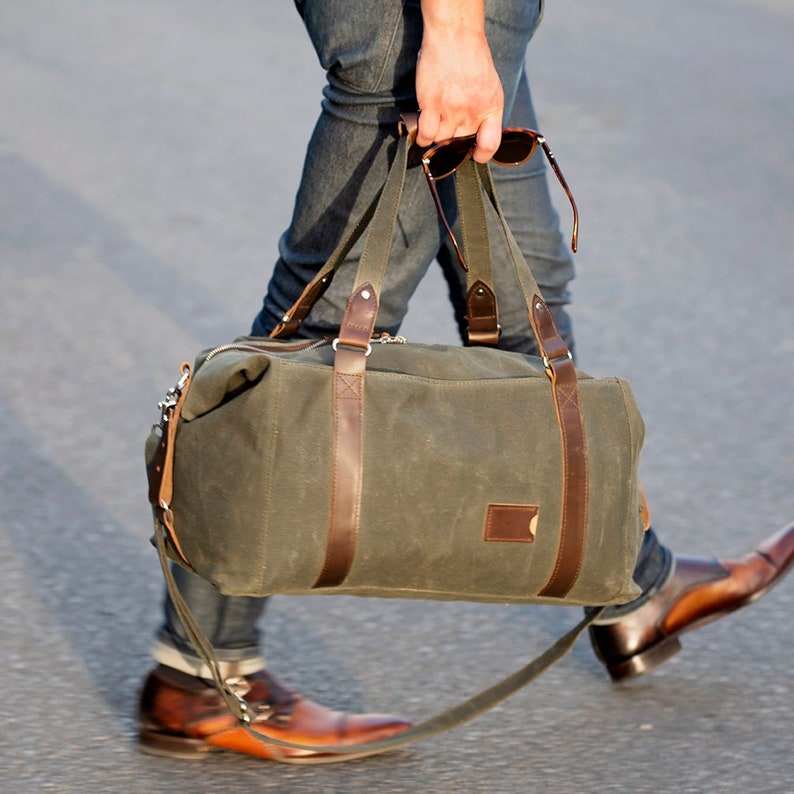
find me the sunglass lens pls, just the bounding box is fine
[426,138,473,180]
[493,131,536,165]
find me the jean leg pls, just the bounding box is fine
[155,565,267,676]
[252,0,544,338]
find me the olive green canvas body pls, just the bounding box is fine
[149,337,646,606]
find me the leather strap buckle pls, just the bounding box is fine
[542,350,573,374]
[332,338,372,357]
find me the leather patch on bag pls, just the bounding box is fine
[484,504,539,543]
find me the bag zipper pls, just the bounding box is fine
[203,333,407,363]
[203,337,333,362]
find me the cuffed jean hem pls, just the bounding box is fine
[152,639,267,680]
[157,563,268,661]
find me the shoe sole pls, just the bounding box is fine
[139,728,396,765]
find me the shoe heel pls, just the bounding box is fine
[609,636,683,682]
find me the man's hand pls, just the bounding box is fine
[416,0,504,162]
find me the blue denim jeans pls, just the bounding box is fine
[156,0,671,668]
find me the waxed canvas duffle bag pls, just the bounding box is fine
[147,131,647,606]
[144,126,649,755]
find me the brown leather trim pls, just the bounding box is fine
[484,504,538,543]
[336,282,378,350]
[529,297,589,598]
[638,481,651,531]
[269,273,334,339]
[466,280,500,346]
[147,430,168,509]
[313,284,378,588]
[148,362,192,565]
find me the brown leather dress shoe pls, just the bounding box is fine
[590,523,794,682]
[138,664,411,764]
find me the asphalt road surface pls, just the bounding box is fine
[1,1,792,792]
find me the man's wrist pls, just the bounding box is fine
[419,0,486,36]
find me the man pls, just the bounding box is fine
[138,0,794,763]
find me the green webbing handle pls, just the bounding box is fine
[271,129,546,342]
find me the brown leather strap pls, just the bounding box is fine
[312,284,378,588]
[312,137,410,586]
[269,273,335,339]
[529,297,589,598]
[467,163,590,594]
[147,362,193,565]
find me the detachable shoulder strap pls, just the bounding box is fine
[153,521,602,759]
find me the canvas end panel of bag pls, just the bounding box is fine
[148,338,646,606]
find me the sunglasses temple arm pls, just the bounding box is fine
[539,140,579,253]
[422,166,469,272]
